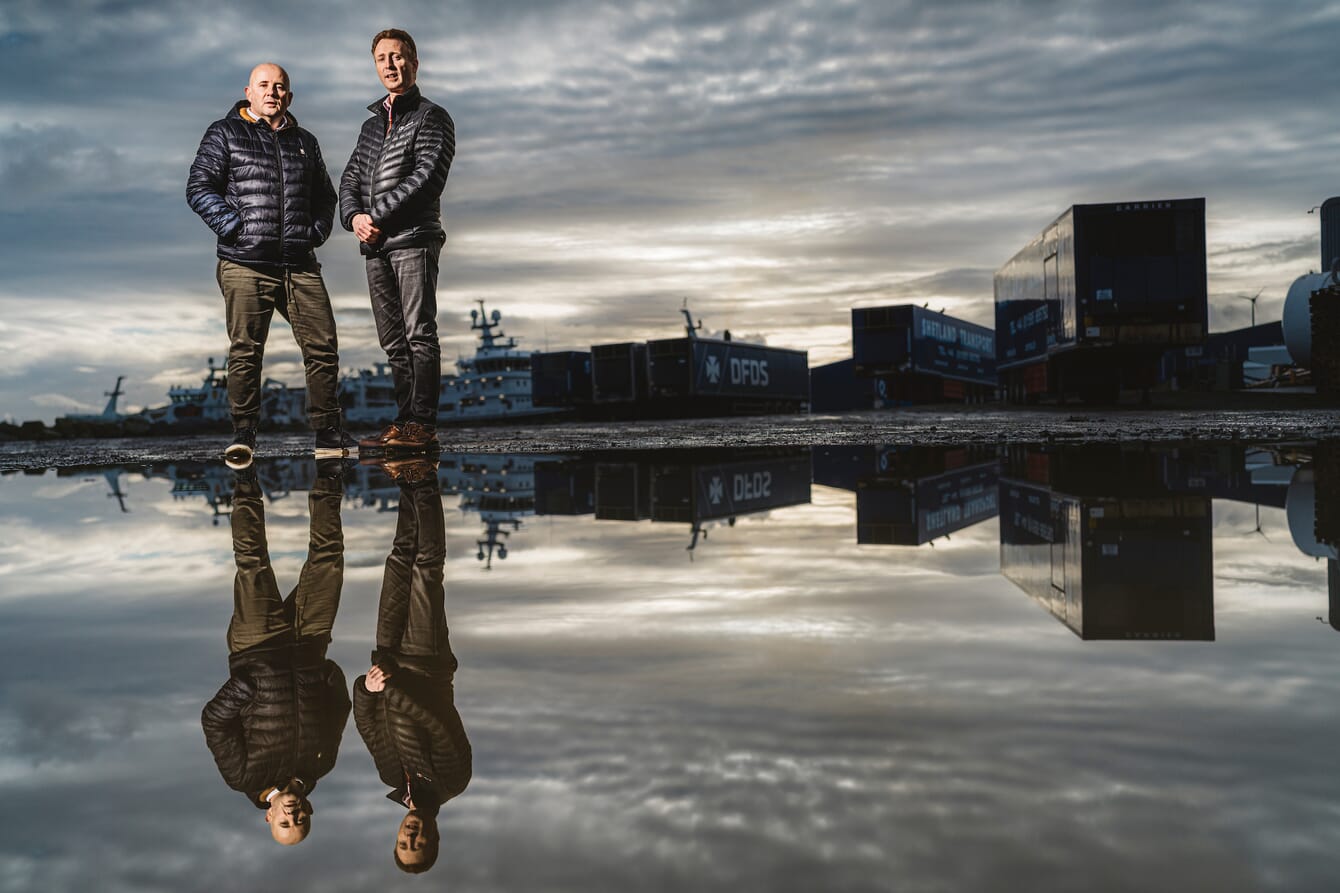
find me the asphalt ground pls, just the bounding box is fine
[3,406,1339,471]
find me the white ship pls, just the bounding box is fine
[340,301,567,426]
[59,362,303,430]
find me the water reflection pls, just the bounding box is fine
[998,446,1215,641]
[354,458,471,875]
[201,463,350,844]
[8,441,1340,888]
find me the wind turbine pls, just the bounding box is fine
[1236,288,1264,327]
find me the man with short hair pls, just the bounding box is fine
[340,29,456,452]
[187,63,356,468]
[354,458,471,874]
[201,463,351,846]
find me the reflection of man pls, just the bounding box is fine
[340,29,456,452]
[187,63,355,469]
[201,462,351,845]
[354,458,471,873]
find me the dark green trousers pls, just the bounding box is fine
[228,477,345,654]
[217,258,342,431]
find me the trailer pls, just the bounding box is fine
[851,305,996,404]
[590,342,649,404]
[531,350,592,408]
[998,445,1214,640]
[995,198,1207,403]
[645,336,809,412]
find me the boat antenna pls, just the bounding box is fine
[680,299,702,340]
[102,375,125,417]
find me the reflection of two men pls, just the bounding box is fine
[354,458,471,873]
[201,462,350,845]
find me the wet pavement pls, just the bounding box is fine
[3,437,1340,891]
[2,407,1339,471]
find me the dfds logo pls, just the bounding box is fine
[730,357,769,387]
[734,471,771,500]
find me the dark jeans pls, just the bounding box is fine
[366,245,441,425]
[228,477,346,654]
[375,482,453,668]
[217,258,342,431]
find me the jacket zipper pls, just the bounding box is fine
[271,128,287,264]
[371,98,396,228]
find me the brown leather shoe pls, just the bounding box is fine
[384,421,439,450]
[381,456,440,486]
[358,422,404,449]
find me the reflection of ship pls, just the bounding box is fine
[341,302,566,427]
[812,445,999,546]
[998,445,1215,641]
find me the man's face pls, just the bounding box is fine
[265,792,312,845]
[244,64,292,121]
[396,812,438,866]
[374,39,418,95]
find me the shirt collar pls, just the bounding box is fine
[240,105,290,131]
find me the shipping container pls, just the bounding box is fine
[857,463,998,545]
[534,460,595,515]
[591,342,649,403]
[995,198,1208,402]
[594,461,652,520]
[998,458,1215,640]
[531,351,592,407]
[648,451,812,524]
[852,305,996,387]
[645,337,809,409]
[810,359,878,412]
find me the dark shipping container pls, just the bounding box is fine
[810,359,878,412]
[649,452,812,524]
[645,337,809,406]
[994,198,1208,401]
[856,463,999,545]
[591,342,649,403]
[852,305,996,386]
[998,479,1215,640]
[531,351,592,407]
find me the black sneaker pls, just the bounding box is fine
[224,427,257,470]
[314,426,358,459]
[316,456,356,481]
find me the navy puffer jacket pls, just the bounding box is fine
[201,640,351,806]
[187,101,337,268]
[339,86,455,257]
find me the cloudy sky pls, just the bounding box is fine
[2,0,1338,422]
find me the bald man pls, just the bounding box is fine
[188,63,356,470]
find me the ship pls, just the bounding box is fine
[340,301,566,426]
[137,359,304,427]
[56,361,304,433]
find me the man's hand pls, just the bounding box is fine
[365,664,391,693]
[352,213,382,244]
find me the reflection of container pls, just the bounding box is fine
[995,198,1207,402]
[999,475,1215,640]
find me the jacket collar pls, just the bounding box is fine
[229,99,297,130]
[369,85,421,116]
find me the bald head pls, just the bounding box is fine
[244,62,292,128]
